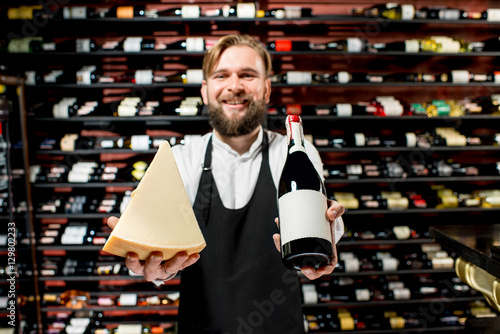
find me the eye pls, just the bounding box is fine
[241,73,257,79]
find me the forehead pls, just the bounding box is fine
[213,45,266,74]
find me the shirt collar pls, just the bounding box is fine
[212,127,263,159]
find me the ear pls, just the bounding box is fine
[201,80,208,105]
[264,78,271,104]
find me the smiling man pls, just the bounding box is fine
[107,34,345,333]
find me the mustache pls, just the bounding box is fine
[218,94,253,102]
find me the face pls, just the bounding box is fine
[201,45,271,137]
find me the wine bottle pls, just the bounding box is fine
[105,5,159,18]
[257,7,312,19]
[59,6,104,19]
[351,4,415,20]
[310,37,368,53]
[6,37,44,53]
[218,3,256,18]
[278,115,336,270]
[266,40,311,52]
[480,8,500,21]
[118,37,205,52]
[157,5,201,18]
[333,71,382,83]
[52,97,100,118]
[164,37,205,52]
[415,7,470,20]
[41,38,99,53]
[369,39,421,53]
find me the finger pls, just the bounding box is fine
[143,252,163,281]
[125,252,143,275]
[163,251,189,274]
[107,216,119,229]
[326,201,345,221]
[179,253,200,271]
[317,264,335,276]
[274,217,279,228]
[301,267,322,280]
[272,233,281,252]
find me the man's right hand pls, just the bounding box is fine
[107,216,200,282]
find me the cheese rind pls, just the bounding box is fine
[102,141,206,261]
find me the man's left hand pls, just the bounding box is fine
[273,199,345,280]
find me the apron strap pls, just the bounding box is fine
[196,135,213,226]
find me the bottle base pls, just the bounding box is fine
[285,252,331,271]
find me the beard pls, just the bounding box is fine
[207,94,267,137]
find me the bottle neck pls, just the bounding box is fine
[286,117,306,153]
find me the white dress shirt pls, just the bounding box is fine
[172,126,344,243]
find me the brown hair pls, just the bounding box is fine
[202,34,272,79]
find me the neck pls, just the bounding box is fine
[214,127,261,155]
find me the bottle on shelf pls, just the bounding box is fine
[75,66,203,85]
[52,97,100,118]
[310,37,368,53]
[415,7,474,20]
[351,3,415,20]
[104,5,159,18]
[334,71,383,84]
[369,39,421,53]
[256,6,313,19]
[157,5,201,18]
[266,40,311,52]
[41,38,99,53]
[24,69,73,85]
[479,8,500,21]
[57,6,106,19]
[278,115,336,270]
[114,37,205,53]
[4,37,44,53]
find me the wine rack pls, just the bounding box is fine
[2,0,500,333]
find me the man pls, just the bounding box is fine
[107,34,345,333]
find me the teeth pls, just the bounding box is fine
[226,100,244,105]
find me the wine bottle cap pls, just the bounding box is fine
[275,40,292,52]
[134,69,153,85]
[451,70,470,83]
[70,7,88,19]
[123,37,143,52]
[186,69,203,84]
[286,71,312,84]
[487,9,500,21]
[75,38,92,53]
[354,288,370,301]
[236,3,256,18]
[337,71,350,83]
[131,135,150,150]
[336,103,352,117]
[405,39,420,53]
[401,4,415,20]
[287,114,301,123]
[346,38,363,53]
[186,37,205,52]
[393,225,411,239]
[302,284,318,305]
[117,6,134,19]
[181,5,200,18]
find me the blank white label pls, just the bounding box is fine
[279,189,331,244]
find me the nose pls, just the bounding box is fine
[228,73,243,92]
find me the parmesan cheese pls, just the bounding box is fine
[102,141,206,261]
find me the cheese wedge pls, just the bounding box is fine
[102,141,206,261]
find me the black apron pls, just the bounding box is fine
[178,133,305,334]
